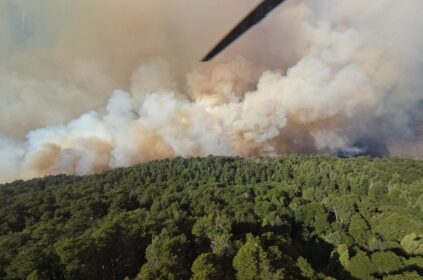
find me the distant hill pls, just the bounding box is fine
[0,155,422,280]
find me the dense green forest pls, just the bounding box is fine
[0,155,422,280]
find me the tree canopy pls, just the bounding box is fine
[0,155,422,279]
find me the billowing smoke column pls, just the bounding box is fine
[1,0,423,182]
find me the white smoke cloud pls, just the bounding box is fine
[1,0,423,182]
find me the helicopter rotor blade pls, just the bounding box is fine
[201,0,286,62]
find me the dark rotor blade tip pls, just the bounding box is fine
[201,0,286,62]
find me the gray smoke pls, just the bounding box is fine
[1,0,422,182]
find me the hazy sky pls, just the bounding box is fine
[1,0,422,182]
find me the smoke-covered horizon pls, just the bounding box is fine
[1,0,423,183]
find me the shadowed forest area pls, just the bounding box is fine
[0,155,422,279]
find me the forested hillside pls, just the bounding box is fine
[0,155,422,280]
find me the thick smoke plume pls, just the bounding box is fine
[1,0,422,182]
